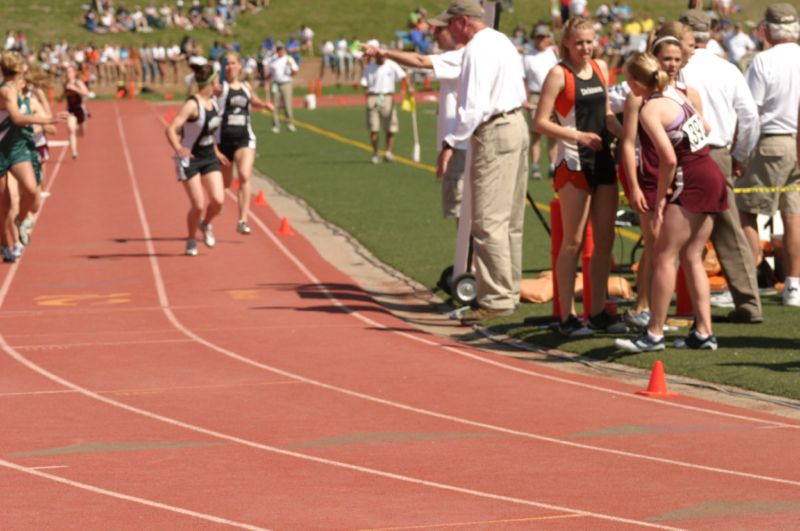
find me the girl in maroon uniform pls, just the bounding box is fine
[616,52,727,352]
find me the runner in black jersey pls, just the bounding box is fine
[63,64,90,160]
[217,51,273,235]
[166,62,228,256]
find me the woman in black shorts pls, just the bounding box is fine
[217,51,273,235]
[63,63,90,160]
[165,62,228,256]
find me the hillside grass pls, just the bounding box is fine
[5,0,770,55]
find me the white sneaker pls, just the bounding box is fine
[384,151,394,162]
[11,244,23,259]
[783,285,800,307]
[200,221,216,248]
[185,238,198,256]
[237,220,251,235]
[287,123,296,132]
[271,125,280,133]
[371,153,381,164]
[710,290,734,308]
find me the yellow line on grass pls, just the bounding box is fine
[263,111,640,242]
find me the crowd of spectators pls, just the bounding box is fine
[82,0,269,36]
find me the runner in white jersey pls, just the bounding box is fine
[217,51,274,235]
[165,62,227,257]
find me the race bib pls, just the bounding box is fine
[681,113,708,152]
[227,114,247,127]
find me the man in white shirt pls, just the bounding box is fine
[522,25,558,179]
[363,20,466,220]
[268,42,299,133]
[360,50,409,163]
[681,8,763,323]
[726,23,756,69]
[437,0,529,325]
[737,3,800,307]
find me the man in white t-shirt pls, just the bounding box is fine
[726,23,756,68]
[268,42,300,133]
[737,3,800,307]
[364,19,466,220]
[360,49,409,163]
[522,25,558,179]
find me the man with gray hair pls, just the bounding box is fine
[436,0,529,325]
[738,3,800,307]
[680,8,764,323]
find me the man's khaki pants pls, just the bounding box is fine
[470,111,530,311]
[272,81,294,127]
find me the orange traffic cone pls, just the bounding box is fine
[128,80,136,100]
[337,95,346,105]
[164,110,175,122]
[164,92,174,101]
[254,190,268,206]
[636,360,678,398]
[231,178,240,190]
[278,217,295,236]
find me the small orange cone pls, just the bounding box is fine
[164,92,174,101]
[128,80,136,100]
[164,110,176,122]
[231,178,240,190]
[278,217,295,236]
[254,190,268,206]
[636,360,678,398]
[337,95,346,105]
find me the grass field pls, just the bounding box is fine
[251,102,800,402]
[5,1,771,54]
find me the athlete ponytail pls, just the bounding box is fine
[0,50,25,78]
[190,63,217,87]
[625,52,670,93]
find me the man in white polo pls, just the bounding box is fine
[738,3,800,307]
[360,42,410,164]
[437,0,529,325]
[680,8,763,323]
[363,19,467,221]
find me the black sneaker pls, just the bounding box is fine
[614,331,666,352]
[589,309,628,333]
[673,331,718,350]
[557,315,594,338]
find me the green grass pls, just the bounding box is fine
[253,102,800,402]
[5,1,771,54]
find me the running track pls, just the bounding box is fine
[1,101,800,530]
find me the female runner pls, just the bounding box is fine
[217,51,273,235]
[0,51,59,260]
[616,52,726,352]
[619,22,700,330]
[63,63,91,160]
[165,61,228,256]
[533,16,623,337]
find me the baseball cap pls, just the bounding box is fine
[275,40,285,49]
[431,0,485,23]
[679,9,711,32]
[533,25,553,38]
[764,3,798,24]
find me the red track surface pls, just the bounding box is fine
[1,101,800,530]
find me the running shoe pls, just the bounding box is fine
[200,221,216,248]
[15,218,31,246]
[384,151,394,162]
[2,246,15,263]
[615,331,665,352]
[371,153,381,164]
[287,123,297,132]
[673,331,718,350]
[530,164,542,180]
[783,284,800,307]
[710,290,735,308]
[237,220,252,235]
[271,125,280,134]
[589,309,628,333]
[11,244,23,259]
[185,238,198,256]
[557,315,594,338]
[623,309,651,330]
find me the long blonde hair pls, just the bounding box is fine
[625,52,670,93]
[0,50,25,78]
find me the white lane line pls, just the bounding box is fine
[0,459,266,530]
[30,465,69,470]
[131,106,800,485]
